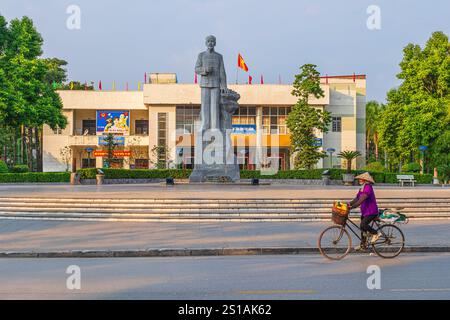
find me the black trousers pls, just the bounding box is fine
[360,214,378,237]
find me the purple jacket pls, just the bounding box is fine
[357,184,379,217]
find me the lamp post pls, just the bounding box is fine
[326,148,336,169]
[85,147,94,168]
[419,145,428,174]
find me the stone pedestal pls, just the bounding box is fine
[189,90,240,183]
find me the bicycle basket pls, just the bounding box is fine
[332,211,348,225]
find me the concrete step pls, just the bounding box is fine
[1,197,450,204]
[0,205,449,214]
[0,212,448,222]
[1,203,450,211]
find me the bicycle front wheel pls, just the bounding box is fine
[318,225,352,260]
[372,224,405,258]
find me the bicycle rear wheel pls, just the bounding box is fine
[318,225,352,260]
[372,224,405,258]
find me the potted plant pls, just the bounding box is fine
[338,150,362,185]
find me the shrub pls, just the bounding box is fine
[401,162,421,173]
[0,160,8,173]
[11,164,29,173]
[0,172,70,183]
[363,162,385,172]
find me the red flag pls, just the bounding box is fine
[98,81,102,90]
[260,75,264,84]
[144,72,147,84]
[194,72,198,84]
[237,53,249,72]
[248,75,253,84]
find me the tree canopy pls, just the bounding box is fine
[286,64,331,169]
[377,31,450,175]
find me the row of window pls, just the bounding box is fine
[54,109,343,135]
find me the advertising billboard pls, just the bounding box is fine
[96,111,130,135]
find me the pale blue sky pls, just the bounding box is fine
[1,0,449,102]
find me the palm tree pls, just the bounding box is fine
[366,101,383,161]
[338,150,362,173]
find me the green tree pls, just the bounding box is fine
[0,15,68,171]
[103,134,118,167]
[378,31,450,172]
[286,64,331,169]
[365,100,384,161]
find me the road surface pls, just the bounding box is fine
[1,253,450,299]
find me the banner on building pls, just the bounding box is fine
[93,150,131,157]
[96,110,130,135]
[98,136,125,146]
[232,124,256,134]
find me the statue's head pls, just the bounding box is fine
[205,35,216,50]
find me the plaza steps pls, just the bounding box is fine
[0,197,450,221]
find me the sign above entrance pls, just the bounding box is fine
[96,110,130,135]
[98,136,125,146]
[232,124,256,134]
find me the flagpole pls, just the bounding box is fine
[235,66,239,84]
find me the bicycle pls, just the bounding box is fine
[318,207,406,260]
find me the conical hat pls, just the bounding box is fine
[355,172,375,184]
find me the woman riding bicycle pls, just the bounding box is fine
[348,172,381,249]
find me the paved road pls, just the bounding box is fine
[1,253,450,299]
[1,183,449,199]
[1,220,450,252]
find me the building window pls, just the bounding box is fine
[232,106,256,125]
[332,117,342,132]
[135,120,149,135]
[157,113,168,164]
[134,159,149,169]
[262,106,291,134]
[82,120,96,135]
[81,158,96,168]
[176,105,200,134]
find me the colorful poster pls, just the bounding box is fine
[232,124,257,134]
[96,110,130,135]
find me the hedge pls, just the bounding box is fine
[75,168,432,184]
[0,169,433,184]
[0,172,70,183]
[11,164,29,173]
[77,168,193,180]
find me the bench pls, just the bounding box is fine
[396,174,416,187]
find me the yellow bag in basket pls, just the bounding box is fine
[332,201,349,216]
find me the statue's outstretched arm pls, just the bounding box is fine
[195,53,207,76]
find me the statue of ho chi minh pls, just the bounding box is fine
[189,35,240,183]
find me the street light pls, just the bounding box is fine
[326,148,336,169]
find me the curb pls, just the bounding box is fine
[0,246,449,258]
